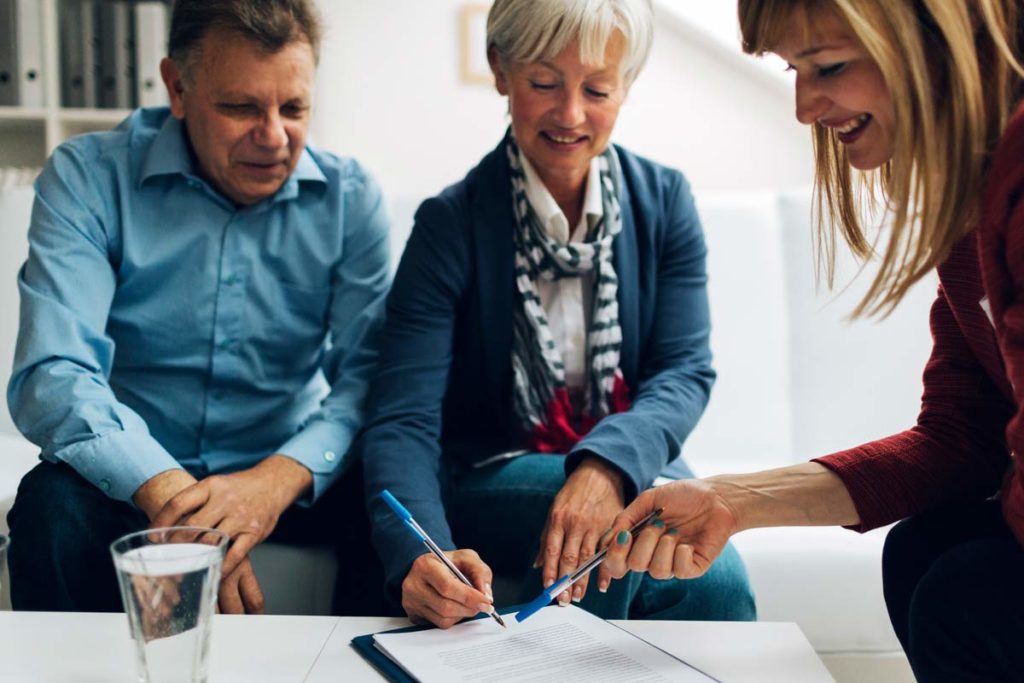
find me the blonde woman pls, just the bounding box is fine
[600,1,1024,679]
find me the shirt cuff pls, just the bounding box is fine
[53,430,182,502]
[276,418,357,504]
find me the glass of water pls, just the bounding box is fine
[111,527,228,683]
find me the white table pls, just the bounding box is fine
[0,612,834,682]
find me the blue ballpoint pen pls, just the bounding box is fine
[515,507,664,623]
[380,489,507,628]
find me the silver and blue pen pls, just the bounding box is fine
[514,507,664,623]
[380,489,507,628]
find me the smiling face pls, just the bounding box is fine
[491,32,629,198]
[773,7,895,171]
[161,27,315,205]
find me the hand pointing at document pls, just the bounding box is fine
[599,479,738,586]
[599,463,861,588]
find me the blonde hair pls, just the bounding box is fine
[740,0,1023,317]
[486,0,654,86]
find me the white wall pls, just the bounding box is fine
[310,0,814,205]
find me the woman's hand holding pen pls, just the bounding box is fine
[536,456,625,604]
[599,479,738,584]
[402,549,496,629]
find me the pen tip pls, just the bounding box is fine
[494,612,507,628]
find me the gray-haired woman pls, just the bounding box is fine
[360,0,756,628]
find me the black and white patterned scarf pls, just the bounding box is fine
[506,136,629,451]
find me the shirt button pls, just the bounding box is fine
[324,451,337,462]
[98,479,111,492]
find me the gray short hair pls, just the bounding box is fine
[169,0,322,82]
[486,0,654,85]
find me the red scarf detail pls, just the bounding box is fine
[528,374,632,453]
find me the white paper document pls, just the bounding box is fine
[373,605,717,682]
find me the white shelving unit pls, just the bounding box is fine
[0,0,132,168]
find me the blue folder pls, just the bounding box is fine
[350,623,422,683]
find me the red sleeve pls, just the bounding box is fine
[992,146,1024,544]
[814,285,1012,532]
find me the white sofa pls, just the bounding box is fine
[0,183,918,682]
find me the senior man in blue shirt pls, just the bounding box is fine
[5,0,390,615]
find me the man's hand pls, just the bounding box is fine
[133,469,200,521]
[149,455,313,579]
[599,479,738,587]
[401,550,495,629]
[535,456,624,605]
[218,557,265,615]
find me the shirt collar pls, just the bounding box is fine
[519,150,604,244]
[138,115,328,201]
[276,146,327,202]
[139,115,194,185]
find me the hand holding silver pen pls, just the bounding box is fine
[515,508,664,623]
[534,458,633,605]
[381,490,506,629]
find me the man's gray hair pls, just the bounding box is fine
[169,0,323,82]
[486,0,654,85]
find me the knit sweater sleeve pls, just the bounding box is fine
[982,105,1024,544]
[814,275,1012,532]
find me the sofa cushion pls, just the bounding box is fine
[732,525,901,654]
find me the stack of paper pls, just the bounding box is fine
[370,605,717,683]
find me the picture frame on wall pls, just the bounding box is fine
[459,4,492,85]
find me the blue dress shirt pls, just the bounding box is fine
[8,107,390,504]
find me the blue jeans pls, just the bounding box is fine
[448,454,756,621]
[7,459,388,615]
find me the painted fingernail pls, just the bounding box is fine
[616,530,630,545]
[485,583,494,601]
[668,528,679,536]
[532,559,542,569]
[599,582,608,594]
[478,602,492,613]
[653,519,665,529]
[544,578,554,589]
[558,592,570,606]
[572,586,582,603]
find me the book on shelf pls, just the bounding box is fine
[134,1,169,107]
[0,0,19,106]
[15,0,45,107]
[59,0,171,111]
[96,0,136,109]
[60,0,98,108]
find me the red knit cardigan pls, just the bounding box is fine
[815,102,1024,544]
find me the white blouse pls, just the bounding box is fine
[519,152,604,398]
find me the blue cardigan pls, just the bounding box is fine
[360,136,715,590]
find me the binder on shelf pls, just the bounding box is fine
[0,0,20,106]
[134,1,169,107]
[15,0,44,107]
[60,0,98,108]
[95,0,136,109]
